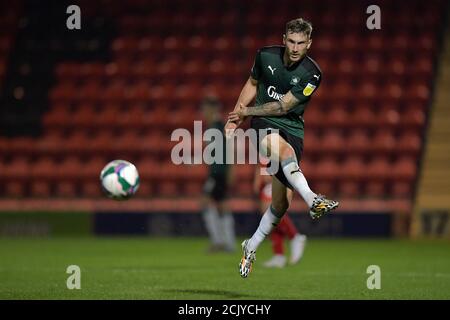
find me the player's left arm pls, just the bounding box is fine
[228,92,299,120]
[228,71,320,121]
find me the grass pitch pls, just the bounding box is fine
[0,237,449,299]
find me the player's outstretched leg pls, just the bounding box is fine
[239,239,256,278]
[309,194,339,220]
[280,156,339,219]
[261,133,338,220]
[239,206,284,277]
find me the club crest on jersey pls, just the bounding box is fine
[302,83,316,96]
[290,76,300,85]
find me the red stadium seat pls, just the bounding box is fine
[372,131,396,155]
[391,182,413,198]
[79,63,105,79]
[55,181,77,197]
[124,80,152,103]
[377,107,400,128]
[315,157,340,181]
[82,157,108,181]
[112,37,138,55]
[8,137,35,156]
[102,80,127,102]
[49,82,78,102]
[325,107,351,128]
[351,106,376,128]
[183,181,204,196]
[136,182,153,197]
[390,157,417,182]
[42,108,72,129]
[234,180,254,197]
[302,130,321,156]
[400,108,426,129]
[5,181,27,197]
[405,82,431,105]
[321,130,345,154]
[304,106,323,129]
[346,130,371,154]
[72,104,97,128]
[30,181,51,197]
[131,60,156,79]
[86,131,114,155]
[158,181,179,196]
[82,180,102,197]
[396,132,422,156]
[96,105,121,128]
[341,156,366,182]
[64,132,92,155]
[2,157,29,180]
[339,181,361,197]
[56,157,82,181]
[366,157,391,182]
[365,181,387,198]
[30,157,56,181]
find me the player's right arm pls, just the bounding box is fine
[224,76,257,137]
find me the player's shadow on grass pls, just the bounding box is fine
[162,288,263,299]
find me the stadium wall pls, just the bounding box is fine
[0,211,408,238]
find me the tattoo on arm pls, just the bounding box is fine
[245,100,287,116]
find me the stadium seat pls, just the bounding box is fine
[339,181,361,197]
[366,157,391,182]
[55,181,77,197]
[341,156,366,182]
[315,157,340,181]
[5,181,27,197]
[81,180,102,197]
[377,106,401,128]
[391,181,413,198]
[325,107,351,128]
[391,157,417,182]
[351,106,377,128]
[56,157,83,181]
[401,108,426,129]
[321,130,345,154]
[8,137,35,156]
[30,157,56,181]
[365,181,387,198]
[372,131,396,155]
[346,130,371,154]
[158,181,179,196]
[136,181,153,197]
[30,181,51,197]
[183,181,204,196]
[396,132,421,156]
[2,157,29,180]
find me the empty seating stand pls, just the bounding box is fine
[0,0,446,200]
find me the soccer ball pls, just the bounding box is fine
[100,160,140,200]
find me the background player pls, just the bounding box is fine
[254,164,307,268]
[200,95,236,253]
[226,18,339,277]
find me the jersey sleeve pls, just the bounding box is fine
[290,72,321,104]
[250,50,263,80]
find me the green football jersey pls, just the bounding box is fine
[250,46,322,139]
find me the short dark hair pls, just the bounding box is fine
[285,18,313,38]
